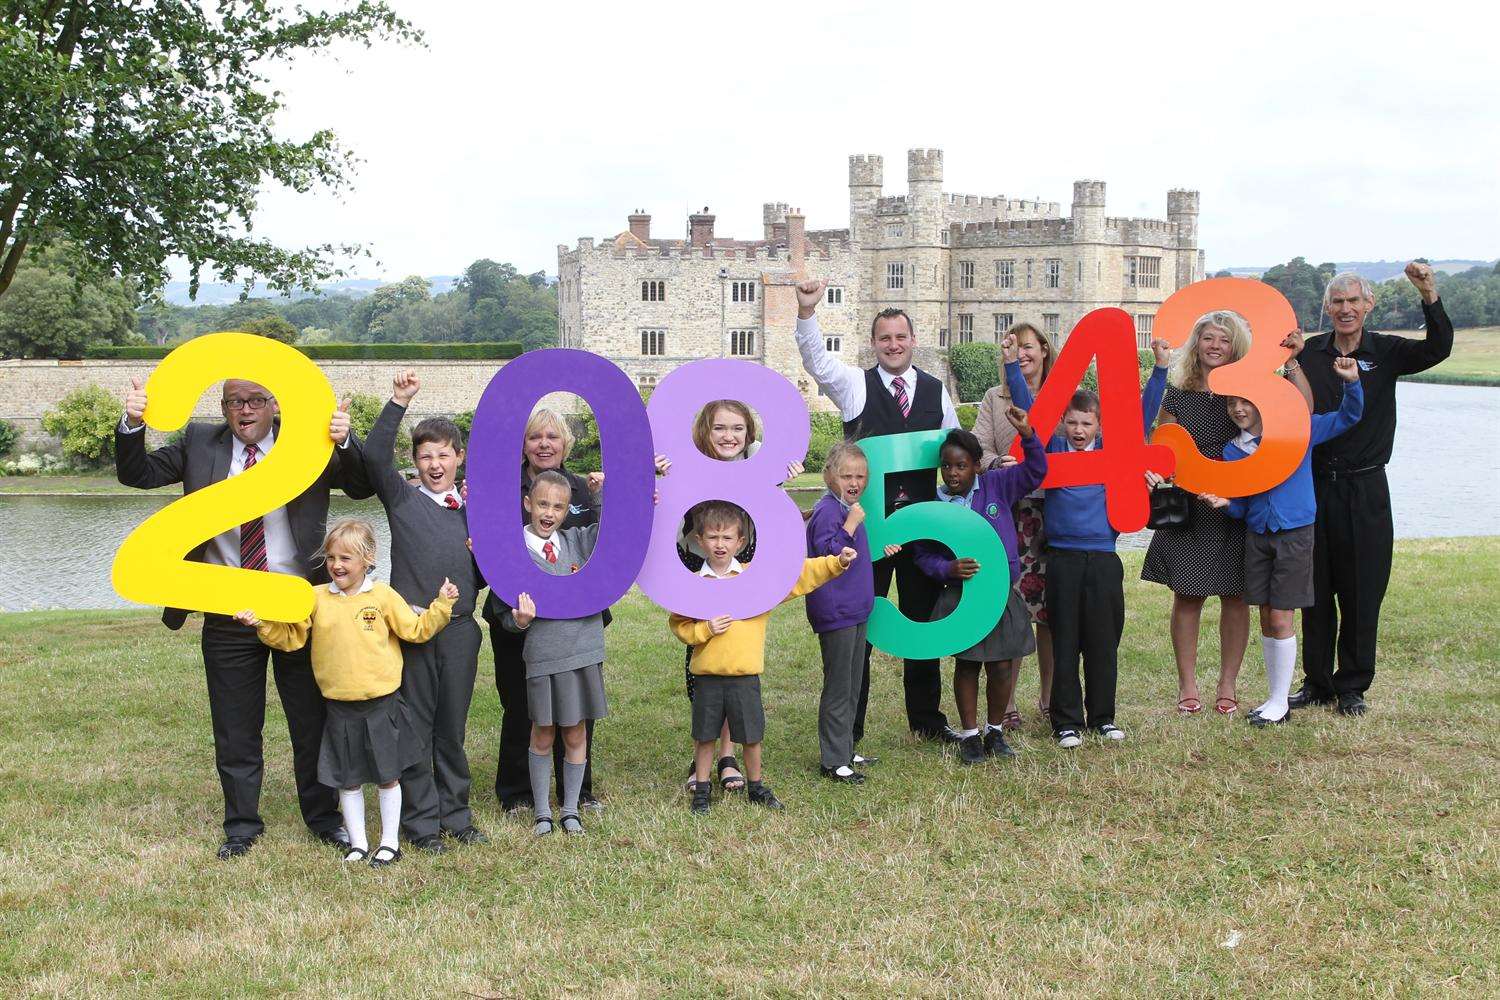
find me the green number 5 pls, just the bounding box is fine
[860,431,1010,659]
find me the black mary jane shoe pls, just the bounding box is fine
[369,845,402,868]
[820,765,866,784]
[1248,709,1292,728]
[341,846,369,864]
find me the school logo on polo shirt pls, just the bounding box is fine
[1357,359,1377,371]
[986,502,999,517]
[359,607,380,630]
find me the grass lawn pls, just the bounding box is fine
[1,539,1498,997]
[1394,325,1500,383]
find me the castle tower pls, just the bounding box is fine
[762,202,789,241]
[906,148,944,245]
[848,154,883,245]
[1071,180,1106,242]
[1168,189,1200,286]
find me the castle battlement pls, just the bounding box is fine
[876,195,908,215]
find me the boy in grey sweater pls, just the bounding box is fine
[493,470,608,836]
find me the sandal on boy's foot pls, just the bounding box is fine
[1096,724,1127,742]
[984,728,1018,758]
[369,845,401,868]
[747,783,784,810]
[852,752,879,766]
[684,762,699,793]
[717,755,747,793]
[1001,711,1023,731]
[1056,730,1083,749]
[559,814,584,835]
[341,846,369,864]
[531,817,555,837]
[1214,697,1239,717]
[690,783,712,815]
[1177,697,1203,715]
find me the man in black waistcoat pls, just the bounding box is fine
[1289,261,1452,716]
[794,278,961,746]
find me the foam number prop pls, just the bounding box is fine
[467,349,655,618]
[1150,277,1308,497]
[862,431,1009,659]
[1010,308,1176,532]
[637,359,811,620]
[111,333,334,621]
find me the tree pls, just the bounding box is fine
[0,3,421,302]
[0,246,136,358]
[1259,257,1329,329]
[456,259,519,306]
[352,275,431,340]
[238,314,299,343]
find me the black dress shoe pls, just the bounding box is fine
[446,826,489,846]
[983,729,1017,758]
[502,796,534,815]
[820,765,866,784]
[958,734,987,765]
[852,752,879,766]
[314,827,351,849]
[408,833,448,854]
[217,836,256,860]
[747,783,784,810]
[1337,694,1368,716]
[1288,687,1334,709]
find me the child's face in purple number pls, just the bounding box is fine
[939,445,978,496]
[709,407,749,460]
[697,523,745,571]
[1226,396,1263,435]
[825,457,868,506]
[523,482,571,538]
[1062,408,1099,450]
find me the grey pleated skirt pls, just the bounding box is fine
[526,662,609,727]
[931,582,1037,663]
[318,692,421,788]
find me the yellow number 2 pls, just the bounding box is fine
[111,333,335,622]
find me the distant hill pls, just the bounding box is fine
[1218,260,1495,281]
[160,275,462,306]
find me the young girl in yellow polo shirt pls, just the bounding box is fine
[236,519,456,868]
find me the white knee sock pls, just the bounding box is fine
[339,787,368,852]
[377,784,402,851]
[1256,635,1296,721]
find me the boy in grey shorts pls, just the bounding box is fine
[1200,355,1363,727]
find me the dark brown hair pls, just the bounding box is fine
[412,416,465,454]
[1066,389,1100,417]
[870,307,914,338]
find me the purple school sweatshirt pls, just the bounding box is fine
[804,492,875,634]
[913,430,1047,582]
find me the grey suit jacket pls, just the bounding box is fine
[114,419,374,629]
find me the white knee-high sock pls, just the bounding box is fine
[339,787,368,852]
[377,784,401,851]
[1256,635,1296,721]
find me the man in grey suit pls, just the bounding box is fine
[115,376,373,859]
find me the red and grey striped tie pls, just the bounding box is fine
[239,444,268,572]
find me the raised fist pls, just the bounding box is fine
[1004,404,1033,438]
[1001,334,1019,364]
[1333,356,1360,383]
[795,278,827,316]
[837,546,858,568]
[1280,329,1305,357]
[124,376,148,428]
[1150,338,1173,368]
[392,370,420,406]
[1404,261,1437,303]
[845,501,866,528]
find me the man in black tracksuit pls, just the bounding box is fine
[1291,261,1451,715]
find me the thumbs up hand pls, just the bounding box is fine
[124,376,148,428]
[328,397,352,445]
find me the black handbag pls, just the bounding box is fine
[1147,483,1192,530]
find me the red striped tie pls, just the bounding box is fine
[892,376,911,418]
[239,444,268,572]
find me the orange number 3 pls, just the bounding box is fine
[1151,278,1310,498]
[110,333,335,622]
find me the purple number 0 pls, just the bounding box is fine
[466,349,656,618]
[636,359,811,620]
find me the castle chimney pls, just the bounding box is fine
[688,207,715,248]
[628,209,651,241]
[786,208,806,270]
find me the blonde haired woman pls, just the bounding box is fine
[1141,311,1255,716]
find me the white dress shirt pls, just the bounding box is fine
[418,483,462,508]
[793,313,959,428]
[1231,430,1261,455]
[525,525,558,561]
[696,558,744,579]
[204,431,299,576]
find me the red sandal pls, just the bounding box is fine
[1215,697,1239,716]
[1177,697,1203,715]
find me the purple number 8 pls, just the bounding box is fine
[636,359,811,620]
[466,349,656,619]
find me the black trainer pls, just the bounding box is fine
[983,728,1017,758]
[1337,693,1368,716]
[690,782,712,815]
[958,733,987,765]
[1288,686,1334,709]
[747,782,784,810]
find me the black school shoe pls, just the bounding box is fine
[407,833,448,855]
[747,782,784,810]
[958,734,987,765]
[446,826,490,846]
[216,835,257,860]
[983,728,1017,758]
[314,827,351,849]
[369,845,402,869]
[689,781,712,815]
[820,765,866,784]
[1248,708,1292,728]
[1288,686,1335,709]
[1337,694,1368,716]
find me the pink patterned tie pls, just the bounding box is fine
[239,444,267,571]
[892,376,911,418]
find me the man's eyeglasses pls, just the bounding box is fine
[222,396,273,411]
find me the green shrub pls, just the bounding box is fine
[0,419,18,459]
[801,412,845,473]
[86,342,523,361]
[568,410,601,474]
[948,342,1000,403]
[41,384,121,464]
[957,404,977,431]
[346,392,411,457]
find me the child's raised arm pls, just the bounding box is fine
[364,377,419,504]
[384,582,454,643]
[1310,358,1365,446]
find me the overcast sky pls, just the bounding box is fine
[237,0,1498,282]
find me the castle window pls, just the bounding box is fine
[1126,256,1161,289]
[731,280,756,303]
[1077,261,1085,283]
[640,328,666,356]
[825,286,844,305]
[939,327,950,348]
[941,229,950,245]
[958,314,973,344]
[824,335,842,354]
[1043,313,1060,335]
[959,261,975,290]
[997,260,1014,290]
[1136,313,1155,350]
[886,223,905,238]
[1025,259,1033,289]
[886,262,905,290]
[639,373,658,389]
[1045,259,1061,289]
[729,329,758,357]
[641,279,666,302]
[994,313,1014,340]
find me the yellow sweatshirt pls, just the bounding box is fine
[256,579,454,701]
[669,555,846,676]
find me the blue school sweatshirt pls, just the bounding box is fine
[1037,366,1168,552]
[912,429,1047,581]
[804,492,875,633]
[1222,379,1363,534]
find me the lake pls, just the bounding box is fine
[2,382,1496,611]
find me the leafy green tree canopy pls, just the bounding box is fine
[0,244,136,358]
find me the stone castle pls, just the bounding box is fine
[558,148,1204,408]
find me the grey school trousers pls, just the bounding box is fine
[818,623,868,769]
[399,616,482,839]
